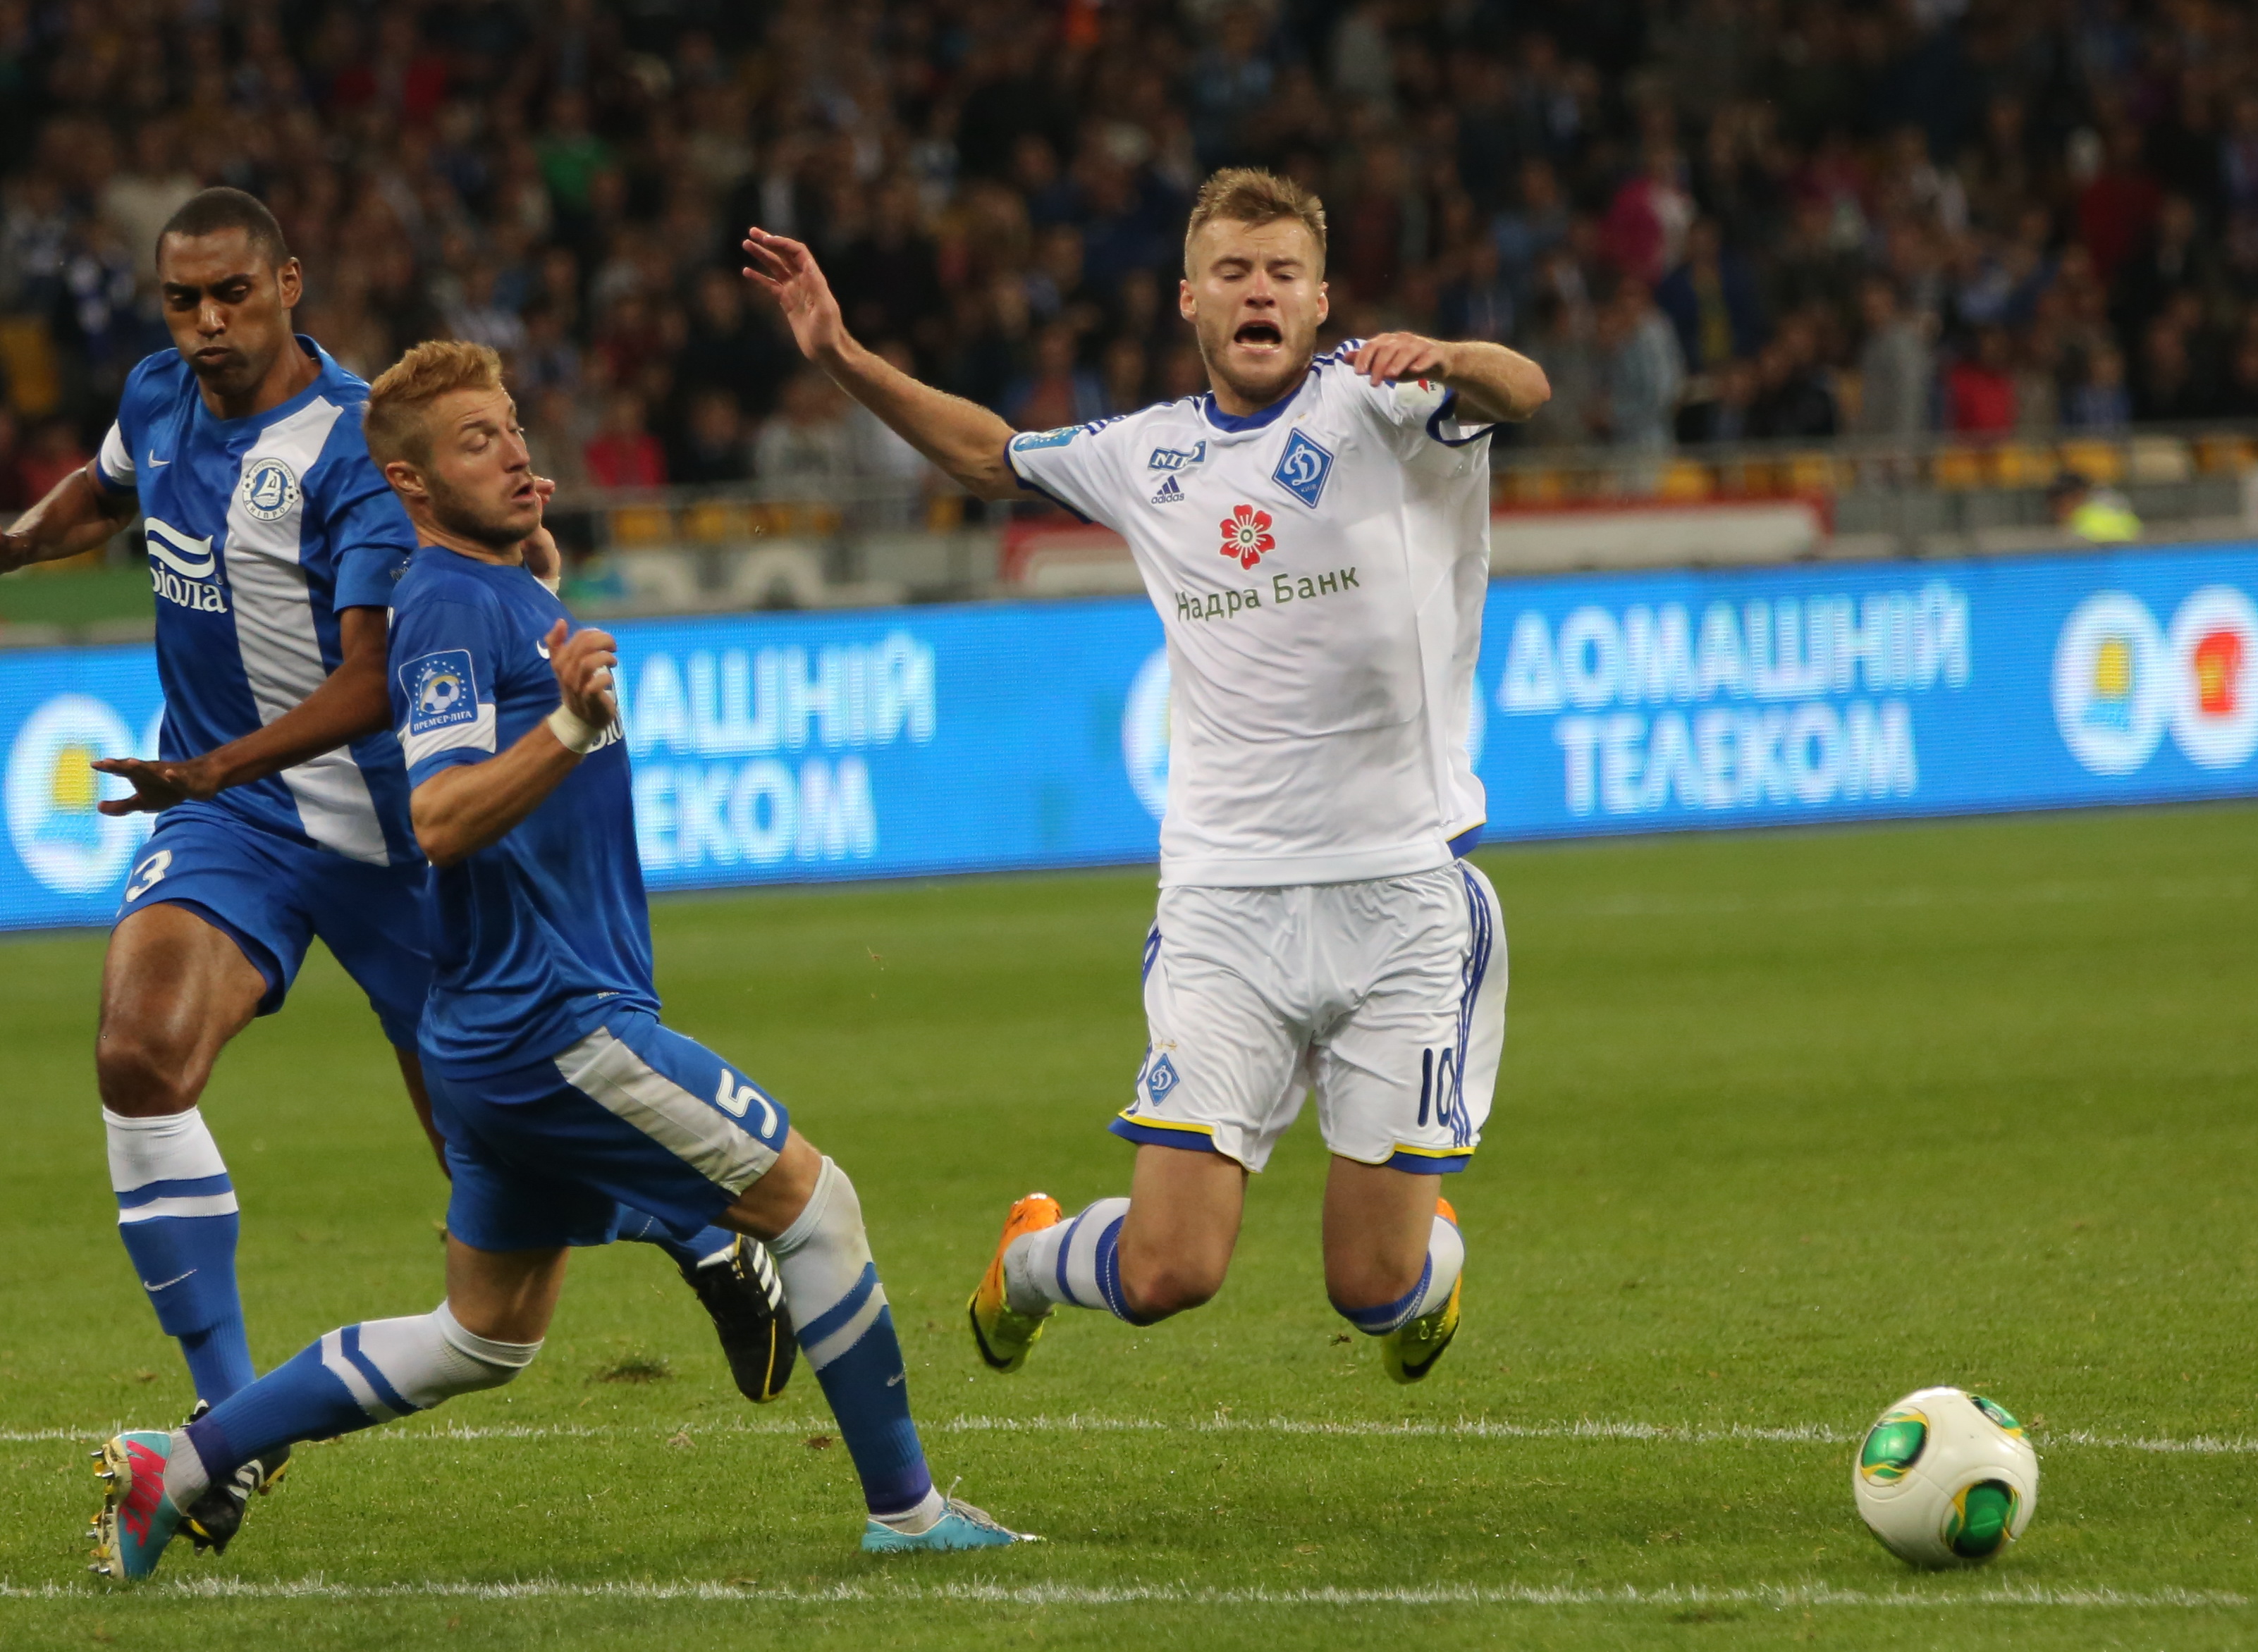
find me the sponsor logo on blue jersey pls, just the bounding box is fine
[1273,428,1334,508]
[240,458,300,522]
[144,517,228,613]
[1148,440,1206,472]
[402,651,479,734]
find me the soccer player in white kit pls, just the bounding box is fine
[742,168,1548,1383]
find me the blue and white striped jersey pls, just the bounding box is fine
[95,337,420,866]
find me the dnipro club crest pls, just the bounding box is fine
[240,457,300,522]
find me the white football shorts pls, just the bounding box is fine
[1111,860,1504,1173]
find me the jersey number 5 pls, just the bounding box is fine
[713,1068,782,1142]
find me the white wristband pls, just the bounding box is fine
[546,704,603,755]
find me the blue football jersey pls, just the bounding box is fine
[387,547,657,1074]
[95,337,419,865]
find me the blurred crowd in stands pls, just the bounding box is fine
[4,0,2258,512]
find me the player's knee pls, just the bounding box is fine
[434,1303,541,1395]
[94,1024,197,1116]
[1118,1249,1225,1320]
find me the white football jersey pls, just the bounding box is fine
[1007,343,1496,888]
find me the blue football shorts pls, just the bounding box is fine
[424,1007,792,1252]
[116,802,432,1049]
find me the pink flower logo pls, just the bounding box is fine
[1219,504,1275,569]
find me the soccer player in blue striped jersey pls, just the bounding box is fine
[83,339,1029,1582]
[4,190,789,1562]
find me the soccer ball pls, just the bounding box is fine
[1852,1386,2039,1567]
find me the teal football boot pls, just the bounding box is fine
[88,1430,185,1582]
[861,1494,1038,1553]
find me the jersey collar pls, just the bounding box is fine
[1199,364,1315,435]
[191,335,340,431]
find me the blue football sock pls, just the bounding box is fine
[768,1159,932,1517]
[615,1208,735,1271]
[181,1304,540,1493]
[106,1108,256,1404]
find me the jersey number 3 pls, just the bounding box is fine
[124,849,173,903]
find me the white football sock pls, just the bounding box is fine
[1004,1197,1130,1315]
[350,1302,543,1411]
[160,1430,209,1514]
[104,1107,234,1209]
[768,1157,890,1372]
[869,1485,948,1534]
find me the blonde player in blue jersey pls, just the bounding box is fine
[84,341,1028,1581]
[742,169,1548,1389]
[6,190,791,1565]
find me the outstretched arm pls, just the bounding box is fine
[93,605,394,813]
[1349,334,1551,425]
[410,619,616,869]
[1,461,137,572]
[742,227,1024,500]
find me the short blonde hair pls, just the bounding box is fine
[364,339,505,470]
[1184,168,1327,276]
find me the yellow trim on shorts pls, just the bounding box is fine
[1112,1110,1216,1138]
[1387,1142,1478,1161]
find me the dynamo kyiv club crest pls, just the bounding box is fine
[1273,429,1332,507]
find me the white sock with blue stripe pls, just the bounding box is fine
[1002,1197,1150,1322]
[106,1107,254,1404]
[1332,1211,1465,1335]
[768,1157,937,1524]
[168,1302,539,1510]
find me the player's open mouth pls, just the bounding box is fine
[1233,321,1282,349]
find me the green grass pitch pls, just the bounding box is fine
[4,803,2256,1648]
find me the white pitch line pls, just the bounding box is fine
[6,1414,2254,1454]
[2044,1429,2258,1455]
[0,1578,2247,1610]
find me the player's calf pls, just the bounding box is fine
[1329,1197,1466,1384]
[98,906,269,1407]
[747,1150,1032,1544]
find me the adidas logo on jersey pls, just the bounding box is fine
[1150,476,1185,505]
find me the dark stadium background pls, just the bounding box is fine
[2,0,2257,524]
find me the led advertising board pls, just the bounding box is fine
[3,544,2252,930]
